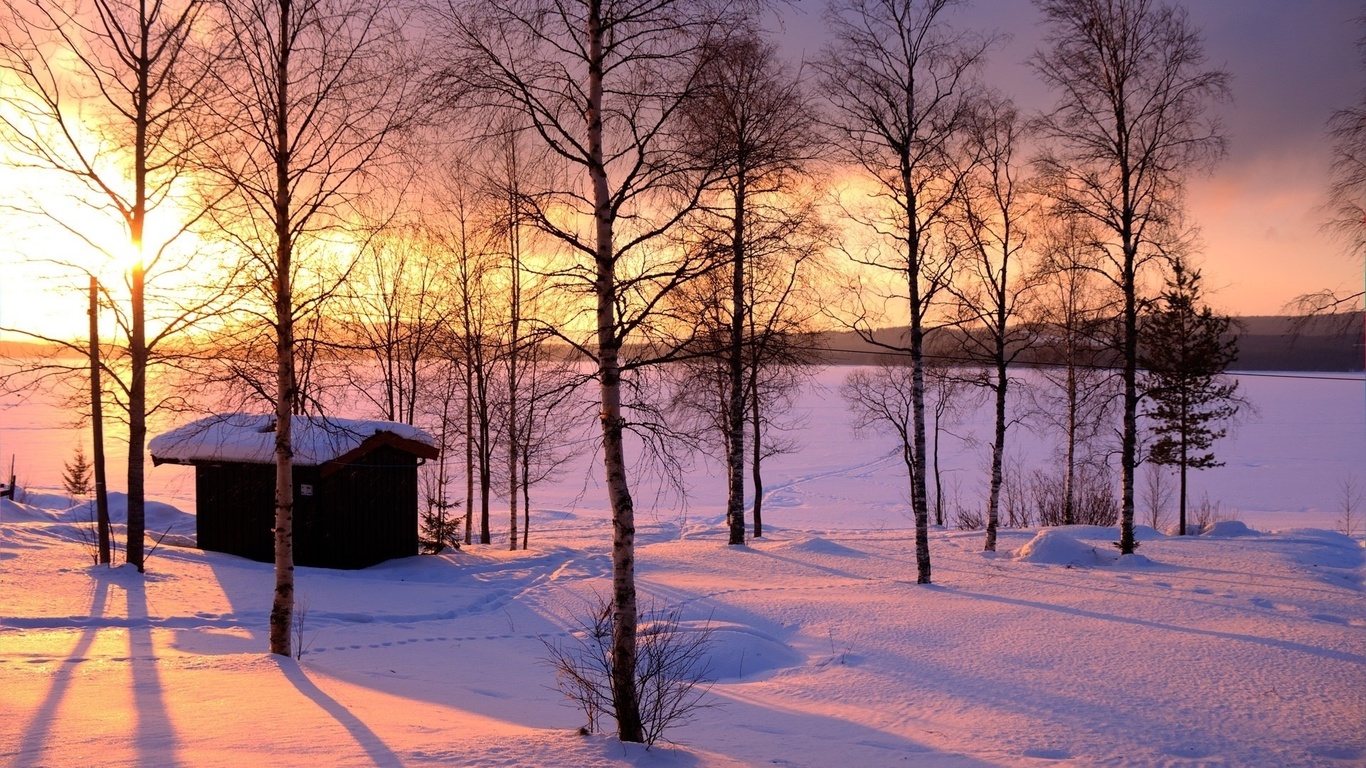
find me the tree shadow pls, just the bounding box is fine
[943,585,1366,665]
[273,656,404,767]
[124,576,184,767]
[14,576,109,763]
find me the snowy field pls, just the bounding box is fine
[1,367,1364,767]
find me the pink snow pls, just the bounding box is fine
[1,369,1363,766]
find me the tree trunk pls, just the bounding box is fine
[508,162,521,551]
[1119,252,1138,554]
[910,273,931,583]
[465,343,474,545]
[984,363,1007,552]
[586,0,642,742]
[268,0,295,657]
[725,176,747,546]
[127,259,147,572]
[88,277,111,565]
[1178,436,1189,535]
[750,376,763,538]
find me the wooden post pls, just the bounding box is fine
[89,276,111,565]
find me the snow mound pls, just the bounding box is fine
[703,625,802,682]
[11,489,80,511]
[1201,520,1259,537]
[781,536,865,558]
[1273,528,1358,546]
[0,496,62,523]
[1132,525,1167,541]
[1014,529,1119,567]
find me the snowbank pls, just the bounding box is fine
[1201,520,1260,537]
[1013,528,1119,566]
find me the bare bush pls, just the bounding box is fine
[1001,461,1032,528]
[74,502,101,566]
[1192,493,1233,532]
[1337,474,1363,538]
[1142,463,1173,532]
[1030,469,1066,528]
[544,598,714,747]
[1005,465,1119,529]
[953,505,984,531]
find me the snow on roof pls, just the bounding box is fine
[149,414,438,467]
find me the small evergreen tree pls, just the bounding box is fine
[62,446,93,500]
[1140,259,1240,535]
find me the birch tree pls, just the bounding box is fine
[1031,0,1229,554]
[948,97,1038,551]
[205,0,420,656]
[438,0,745,741]
[680,31,822,544]
[0,0,222,572]
[1028,214,1120,526]
[815,0,992,583]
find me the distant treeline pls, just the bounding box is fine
[813,313,1365,372]
[5,312,1361,372]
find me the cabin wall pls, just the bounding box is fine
[194,451,418,569]
[321,445,419,568]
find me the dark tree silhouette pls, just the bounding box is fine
[815,0,993,584]
[1031,0,1230,554]
[1140,258,1239,535]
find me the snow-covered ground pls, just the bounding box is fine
[1,367,1364,766]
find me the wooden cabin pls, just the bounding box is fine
[149,415,439,569]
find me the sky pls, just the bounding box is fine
[1,0,1363,343]
[771,0,1365,316]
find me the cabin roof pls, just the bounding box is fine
[149,414,438,468]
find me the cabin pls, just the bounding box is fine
[149,414,439,569]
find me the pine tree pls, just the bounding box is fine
[1140,259,1240,535]
[62,446,93,500]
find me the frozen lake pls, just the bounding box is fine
[1,364,1362,532]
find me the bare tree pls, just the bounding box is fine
[815,0,993,583]
[1031,0,1230,553]
[947,97,1038,551]
[678,30,824,543]
[0,0,224,572]
[203,0,421,656]
[342,227,453,426]
[438,0,747,741]
[841,359,978,523]
[1027,213,1121,527]
[1291,18,1366,354]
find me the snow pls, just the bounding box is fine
[2,367,1365,766]
[147,414,437,466]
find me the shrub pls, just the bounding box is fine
[543,597,714,746]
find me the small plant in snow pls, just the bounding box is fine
[62,447,101,564]
[62,446,93,500]
[1337,473,1363,538]
[543,597,714,746]
[953,504,984,531]
[1193,493,1232,532]
[293,594,312,659]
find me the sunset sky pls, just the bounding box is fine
[774,0,1365,315]
[1,0,1362,343]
